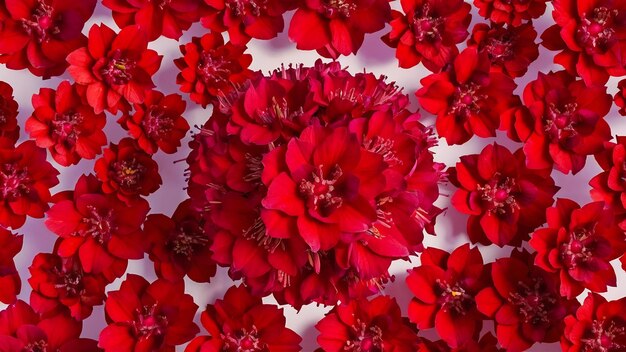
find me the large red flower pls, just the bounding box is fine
[476,249,580,352]
[25,80,107,167]
[449,143,558,246]
[0,140,59,229]
[591,136,626,216]
[99,274,199,352]
[382,0,471,72]
[416,47,517,145]
[529,199,626,299]
[473,0,547,26]
[186,285,301,352]
[407,244,490,348]
[542,0,626,85]
[0,0,96,78]
[0,227,21,304]
[522,70,612,174]
[562,293,626,352]
[102,0,205,41]
[0,80,19,147]
[66,24,163,114]
[289,0,391,59]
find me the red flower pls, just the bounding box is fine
[407,244,489,348]
[201,0,295,45]
[416,47,517,145]
[473,0,547,26]
[317,295,418,352]
[615,79,626,116]
[174,32,253,108]
[102,0,205,41]
[45,174,148,280]
[522,70,612,174]
[498,97,534,143]
[0,80,19,147]
[145,199,216,283]
[529,199,626,298]
[382,0,471,72]
[25,80,107,166]
[561,293,626,352]
[467,22,539,78]
[186,285,301,352]
[418,332,503,352]
[99,274,199,351]
[289,0,391,59]
[591,136,626,215]
[0,140,59,229]
[0,227,22,304]
[476,249,579,352]
[0,0,96,78]
[66,24,163,114]
[94,137,162,204]
[542,0,626,85]
[0,300,98,351]
[449,143,558,246]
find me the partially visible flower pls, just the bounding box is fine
[530,199,625,298]
[99,275,199,352]
[418,332,503,352]
[0,228,22,304]
[382,0,471,72]
[94,137,162,204]
[590,136,626,216]
[473,0,547,26]
[66,24,163,114]
[26,80,107,166]
[174,32,253,108]
[289,0,391,59]
[0,0,96,78]
[186,285,301,352]
[615,79,626,116]
[0,81,19,147]
[102,0,205,41]
[498,97,534,143]
[0,141,60,229]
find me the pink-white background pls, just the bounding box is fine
[1,2,625,351]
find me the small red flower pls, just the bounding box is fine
[615,79,626,116]
[0,0,96,78]
[449,143,558,246]
[476,249,579,352]
[317,295,418,352]
[416,46,517,145]
[186,285,301,352]
[289,0,391,59]
[25,80,107,166]
[174,32,253,108]
[529,199,626,299]
[66,23,163,114]
[94,137,163,204]
[102,0,205,41]
[562,293,626,352]
[407,244,490,348]
[382,0,471,72]
[473,0,547,26]
[0,80,19,147]
[591,136,626,216]
[522,70,612,174]
[0,140,60,229]
[99,274,199,352]
[0,227,22,304]
[542,0,626,85]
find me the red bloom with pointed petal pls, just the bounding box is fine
[102,0,205,41]
[382,0,471,72]
[562,293,626,352]
[542,0,626,85]
[187,285,301,352]
[289,0,391,59]
[0,81,19,147]
[174,32,253,108]
[449,143,558,246]
[476,249,580,352]
[66,23,163,114]
[0,0,96,78]
[99,274,199,352]
[473,0,547,26]
[45,174,148,281]
[0,228,22,304]
[416,47,517,145]
[522,70,612,174]
[0,140,59,229]
[94,137,162,204]
[25,80,107,167]
[591,136,626,216]
[529,199,625,299]
[615,79,626,116]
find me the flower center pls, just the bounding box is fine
[256,96,302,126]
[112,158,146,189]
[323,0,357,18]
[436,279,474,315]
[133,304,168,339]
[484,36,514,63]
[168,223,208,258]
[24,340,48,352]
[582,319,626,352]
[102,50,135,86]
[198,51,234,86]
[52,111,82,145]
[545,102,578,141]
[477,176,519,215]
[81,205,116,244]
[222,326,266,352]
[449,83,485,117]
[142,107,173,139]
[0,163,31,199]
[225,0,265,17]
[560,227,602,269]
[155,0,171,9]
[345,320,384,352]
[578,7,618,52]
[54,268,83,296]
[508,279,556,325]
[412,4,444,42]
[20,0,58,43]
[299,164,344,216]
